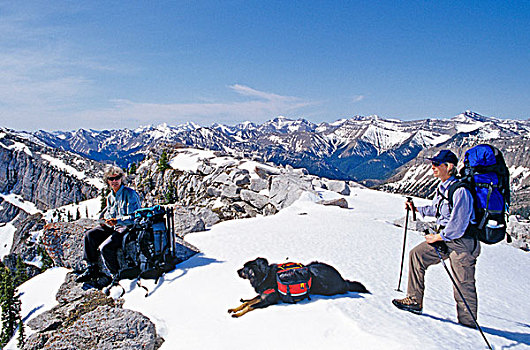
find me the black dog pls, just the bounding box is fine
[228,257,369,317]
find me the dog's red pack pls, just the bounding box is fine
[275,262,312,303]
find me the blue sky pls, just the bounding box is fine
[0,1,528,131]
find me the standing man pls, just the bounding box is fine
[392,150,480,328]
[76,166,142,285]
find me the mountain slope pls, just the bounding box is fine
[10,188,529,349]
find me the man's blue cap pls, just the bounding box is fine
[427,150,458,165]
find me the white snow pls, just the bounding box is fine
[4,140,33,156]
[40,154,104,189]
[7,188,530,349]
[42,197,102,222]
[0,222,16,259]
[169,148,282,180]
[0,193,41,215]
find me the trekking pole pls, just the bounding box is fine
[396,197,414,292]
[432,246,492,350]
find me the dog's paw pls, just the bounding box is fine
[227,308,234,314]
[231,313,241,318]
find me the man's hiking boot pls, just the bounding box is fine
[75,266,99,283]
[392,296,422,314]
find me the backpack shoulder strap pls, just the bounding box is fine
[447,180,473,210]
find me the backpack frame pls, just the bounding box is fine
[120,205,179,283]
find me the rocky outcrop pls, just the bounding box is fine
[0,131,101,211]
[24,273,163,350]
[508,217,530,251]
[132,148,354,224]
[40,217,200,271]
[2,212,48,280]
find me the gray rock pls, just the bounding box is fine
[211,172,230,184]
[240,189,269,209]
[173,205,206,236]
[254,165,281,179]
[232,201,258,218]
[221,183,241,199]
[269,174,314,210]
[325,180,351,195]
[508,217,530,251]
[0,134,100,211]
[197,162,215,175]
[250,178,268,192]
[319,198,349,209]
[312,179,327,189]
[27,305,161,350]
[262,203,278,216]
[194,207,220,227]
[40,218,98,271]
[206,186,221,197]
[234,173,251,187]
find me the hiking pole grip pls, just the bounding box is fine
[406,196,417,221]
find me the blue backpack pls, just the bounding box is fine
[447,144,511,244]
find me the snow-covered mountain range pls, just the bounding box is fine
[24,110,530,214]
[29,111,528,178]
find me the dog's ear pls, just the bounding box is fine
[255,258,269,272]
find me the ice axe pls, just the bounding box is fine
[396,196,416,292]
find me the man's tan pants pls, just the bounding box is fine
[407,237,480,326]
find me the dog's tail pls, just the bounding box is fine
[346,280,369,293]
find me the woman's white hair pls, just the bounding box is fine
[103,166,127,185]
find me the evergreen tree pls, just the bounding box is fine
[0,268,22,348]
[165,182,177,204]
[128,162,137,175]
[158,150,171,172]
[85,206,90,218]
[14,256,28,287]
[17,319,25,349]
[67,211,72,222]
[100,188,109,213]
[76,208,81,220]
[37,245,54,271]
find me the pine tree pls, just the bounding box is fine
[128,162,137,175]
[0,268,22,348]
[67,211,72,222]
[76,208,81,220]
[165,182,177,204]
[100,188,109,213]
[14,256,28,287]
[158,150,171,172]
[85,206,90,218]
[37,245,54,271]
[17,319,25,349]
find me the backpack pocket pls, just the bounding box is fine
[479,214,506,244]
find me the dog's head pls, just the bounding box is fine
[237,257,270,290]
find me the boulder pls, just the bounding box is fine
[250,178,268,192]
[319,198,349,209]
[172,205,206,236]
[240,189,269,209]
[234,173,251,187]
[325,180,351,195]
[269,174,314,210]
[206,186,221,197]
[221,184,240,199]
